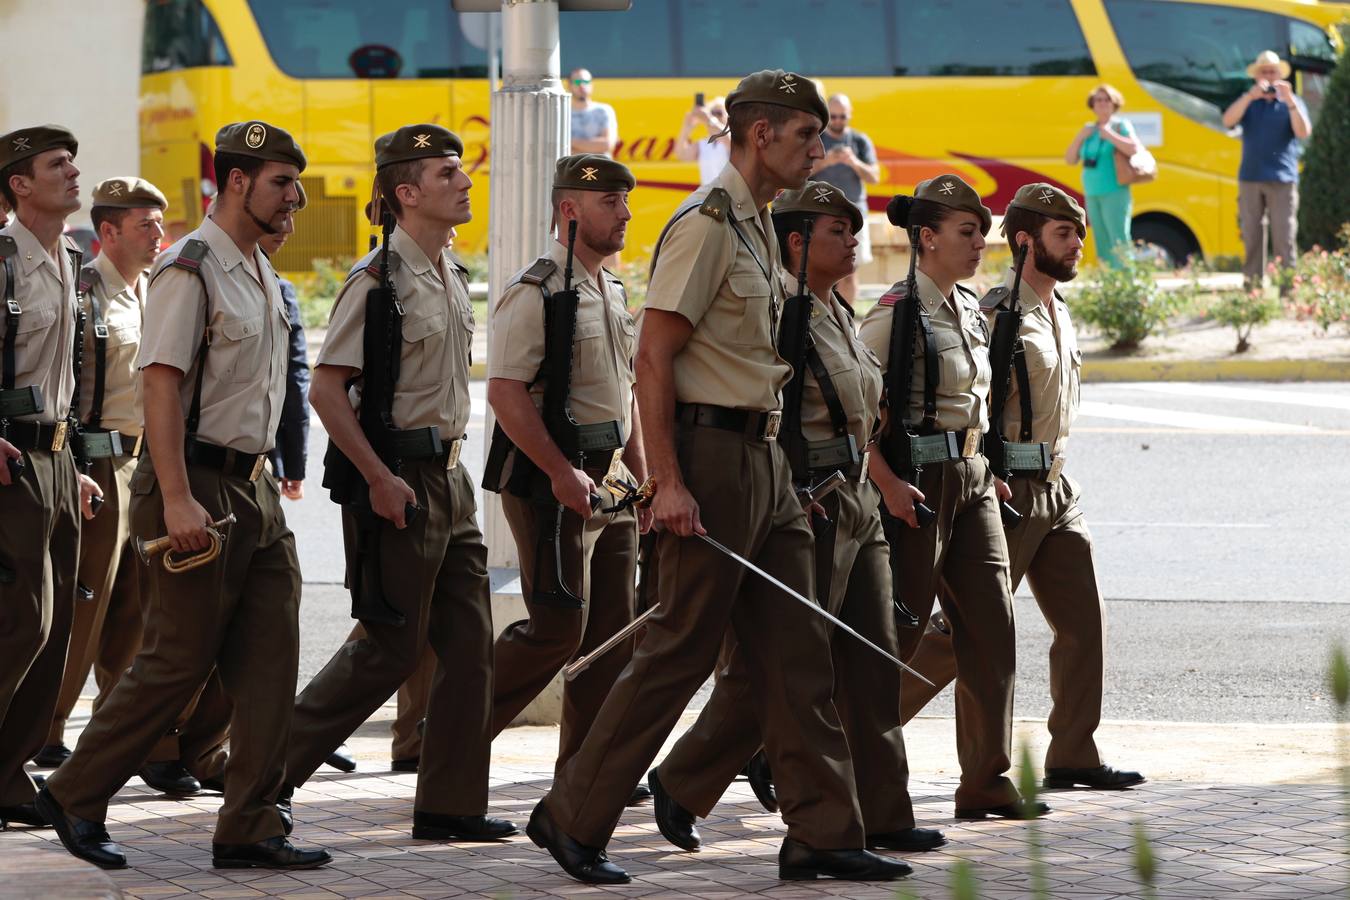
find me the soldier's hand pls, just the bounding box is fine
[371,471,417,529]
[164,495,214,554]
[880,479,925,529]
[280,479,304,501]
[78,473,104,521]
[0,438,20,486]
[636,505,655,535]
[652,480,705,537]
[554,467,598,520]
[994,477,1012,503]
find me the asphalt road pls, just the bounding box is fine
[282,381,1350,723]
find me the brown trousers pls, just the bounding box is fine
[493,485,638,772]
[47,455,300,843]
[0,447,79,805]
[902,473,1105,769]
[1238,180,1298,287]
[543,425,864,850]
[658,476,914,833]
[890,455,1018,810]
[287,460,493,816]
[345,621,436,762]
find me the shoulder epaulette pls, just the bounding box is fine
[979,285,1010,311]
[520,257,558,286]
[169,239,209,272]
[698,187,731,223]
[79,264,103,297]
[364,250,402,282]
[0,235,17,260]
[877,281,910,308]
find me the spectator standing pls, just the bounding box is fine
[674,96,730,185]
[1222,50,1310,293]
[569,68,618,157]
[812,94,878,301]
[1064,84,1142,268]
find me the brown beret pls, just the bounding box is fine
[772,180,863,234]
[0,125,78,172]
[1004,182,1086,239]
[91,177,167,211]
[215,121,306,171]
[376,124,464,169]
[725,69,828,129]
[553,153,635,192]
[888,173,992,236]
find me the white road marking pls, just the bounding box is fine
[1114,382,1350,412]
[1092,522,1272,529]
[1077,400,1320,433]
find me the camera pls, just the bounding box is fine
[1263,84,1277,95]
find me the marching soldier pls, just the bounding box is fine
[900,183,1143,791]
[285,124,514,843]
[34,177,206,797]
[39,121,329,871]
[484,154,648,785]
[530,70,909,885]
[648,181,945,854]
[857,174,1039,820]
[0,125,102,830]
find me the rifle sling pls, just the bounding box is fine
[804,344,849,438]
[81,265,109,430]
[2,255,16,391]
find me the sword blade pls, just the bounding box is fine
[697,534,934,687]
[562,603,660,682]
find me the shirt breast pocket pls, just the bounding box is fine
[14,299,56,337]
[934,331,973,391]
[105,321,140,347]
[211,315,264,384]
[1021,333,1058,372]
[571,317,608,387]
[728,273,771,347]
[401,310,447,387]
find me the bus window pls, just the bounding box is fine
[560,1,674,77]
[1288,18,1338,122]
[246,0,483,79]
[678,0,891,77]
[1105,0,1282,130]
[142,0,231,74]
[894,0,1093,77]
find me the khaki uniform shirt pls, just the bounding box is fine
[858,270,991,433]
[79,253,145,436]
[489,239,636,439]
[800,288,882,448]
[642,163,788,412]
[319,224,475,439]
[986,269,1082,457]
[0,219,77,424]
[140,216,289,454]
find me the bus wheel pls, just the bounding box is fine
[1132,216,1199,269]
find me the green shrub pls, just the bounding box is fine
[295,257,355,330]
[1067,246,1184,350]
[1202,289,1281,353]
[1298,43,1350,252]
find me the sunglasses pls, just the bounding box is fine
[572,77,592,85]
[829,114,848,120]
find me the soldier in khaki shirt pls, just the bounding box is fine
[287,124,513,844]
[650,182,942,861]
[857,174,1031,819]
[41,121,329,873]
[38,178,211,796]
[900,183,1143,792]
[484,155,650,784]
[0,125,103,831]
[532,71,907,887]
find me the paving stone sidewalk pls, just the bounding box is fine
[6,756,1347,899]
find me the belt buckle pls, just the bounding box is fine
[961,428,980,458]
[762,410,782,441]
[50,420,69,452]
[1046,456,1065,483]
[857,449,870,483]
[446,438,462,469]
[248,454,266,481]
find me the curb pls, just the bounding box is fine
[1083,357,1350,382]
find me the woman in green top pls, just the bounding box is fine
[1064,83,1143,268]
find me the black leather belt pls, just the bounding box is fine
[2,419,70,452]
[911,427,983,465]
[185,439,267,481]
[80,429,143,459]
[387,426,464,469]
[809,449,870,483]
[677,403,782,442]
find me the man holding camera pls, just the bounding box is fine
[1222,50,1310,293]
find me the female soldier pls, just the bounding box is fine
[857,174,1045,820]
[646,181,944,857]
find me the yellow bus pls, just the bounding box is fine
[141,0,1346,272]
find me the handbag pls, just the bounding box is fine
[1111,121,1157,185]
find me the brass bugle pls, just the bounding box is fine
[136,514,237,573]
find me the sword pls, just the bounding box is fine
[563,603,660,681]
[697,533,934,686]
